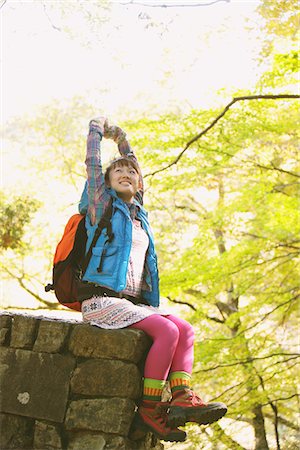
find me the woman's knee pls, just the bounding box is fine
[151,316,180,345]
[182,320,195,343]
[133,315,180,345]
[167,315,195,345]
[164,320,180,345]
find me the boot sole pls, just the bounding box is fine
[168,403,227,427]
[130,412,187,442]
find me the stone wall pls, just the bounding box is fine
[0,313,164,450]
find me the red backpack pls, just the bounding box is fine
[45,200,113,311]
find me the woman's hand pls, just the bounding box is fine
[104,124,127,145]
[89,117,108,136]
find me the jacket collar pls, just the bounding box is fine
[107,188,144,218]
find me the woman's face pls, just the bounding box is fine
[108,164,140,202]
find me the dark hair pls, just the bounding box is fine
[104,157,141,185]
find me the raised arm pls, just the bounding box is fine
[85,118,110,226]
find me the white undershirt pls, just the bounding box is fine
[122,219,149,297]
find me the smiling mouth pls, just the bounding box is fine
[119,181,131,185]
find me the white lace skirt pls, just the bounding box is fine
[82,295,169,329]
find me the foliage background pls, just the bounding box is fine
[1,1,299,449]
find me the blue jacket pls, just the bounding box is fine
[79,185,160,307]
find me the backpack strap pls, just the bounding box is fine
[81,197,114,277]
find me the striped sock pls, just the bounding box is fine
[143,378,166,401]
[169,371,191,394]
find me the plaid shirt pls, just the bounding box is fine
[86,121,143,225]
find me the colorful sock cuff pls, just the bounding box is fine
[144,378,166,389]
[169,371,191,382]
[169,371,191,392]
[143,378,166,401]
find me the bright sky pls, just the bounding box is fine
[1,0,263,123]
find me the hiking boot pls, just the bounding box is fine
[131,400,186,442]
[168,388,227,427]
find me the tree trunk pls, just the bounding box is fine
[252,405,270,450]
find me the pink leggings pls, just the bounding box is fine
[129,314,194,380]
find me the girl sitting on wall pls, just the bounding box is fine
[78,117,227,442]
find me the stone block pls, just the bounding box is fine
[104,435,134,450]
[69,324,151,363]
[10,315,39,349]
[70,359,141,399]
[0,327,10,345]
[33,319,71,353]
[0,313,13,328]
[0,412,34,449]
[65,398,135,436]
[67,432,106,450]
[0,314,13,346]
[33,420,63,449]
[104,434,164,450]
[0,347,75,423]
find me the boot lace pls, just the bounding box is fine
[153,402,173,429]
[187,390,207,407]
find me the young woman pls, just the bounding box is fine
[78,117,227,442]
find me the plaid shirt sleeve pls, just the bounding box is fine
[85,121,110,225]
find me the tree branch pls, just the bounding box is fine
[166,296,197,311]
[255,162,300,179]
[197,142,300,179]
[234,295,300,338]
[207,315,225,324]
[17,278,59,309]
[121,0,230,7]
[264,413,300,432]
[261,393,300,407]
[225,376,299,411]
[204,294,299,342]
[42,2,61,32]
[3,266,59,310]
[195,353,300,373]
[210,352,299,414]
[144,94,300,178]
[209,360,298,405]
